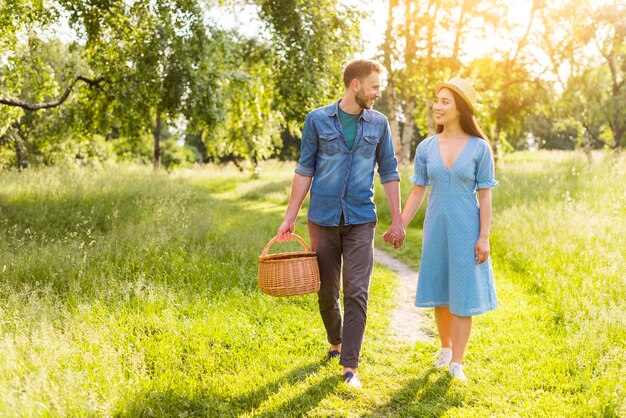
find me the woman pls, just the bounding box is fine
[384,76,498,380]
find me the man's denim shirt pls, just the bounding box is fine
[295,99,400,226]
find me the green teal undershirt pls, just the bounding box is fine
[338,106,360,150]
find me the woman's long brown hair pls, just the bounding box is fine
[436,89,488,141]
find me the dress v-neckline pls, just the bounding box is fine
[436,134,472,172]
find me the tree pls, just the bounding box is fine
[0,34,102,169]
[538,0,625,153]
[257,0,362,126]
[591,1,626,150]
[200,35,284,170]
[58,0,218,170]
[478,0,544,162]
[380,0,508,164]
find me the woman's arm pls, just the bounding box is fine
[383,185,427,246]
[475,188,492,264]
[401,185,428,229]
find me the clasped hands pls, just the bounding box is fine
[382,222,406,249]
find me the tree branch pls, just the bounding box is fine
[0,75,105,111]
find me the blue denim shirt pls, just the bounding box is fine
[295,99,400,226]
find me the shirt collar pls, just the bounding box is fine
[331,99,371,122]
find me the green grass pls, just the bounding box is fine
[0,151,624,416]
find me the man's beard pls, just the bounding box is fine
[355,90,375,110]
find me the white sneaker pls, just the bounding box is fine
[448,362,468,380]
[434,348,452,368]
[343,371,362,388]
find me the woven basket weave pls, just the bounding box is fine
[257,234,320,297]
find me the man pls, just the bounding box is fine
[277,59,405,388]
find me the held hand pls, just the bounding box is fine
[382,221,406,249]
[382,229,394,245]
[475,236,490,264]
[277,220,295,242]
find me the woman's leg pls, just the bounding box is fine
[450,314,472,363]
[434,306,452,348]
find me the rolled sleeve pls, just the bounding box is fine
[476,141,499,189]
[295,163,315,177]
[294,113,317,177]
[376,120,400,184]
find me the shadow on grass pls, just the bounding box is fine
[117,360,334,417]
[240,179,292,201]
[364,368,461,418]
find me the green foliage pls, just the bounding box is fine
[1,0,623,168]
[258,0,363,124]
[202,36,284,166]
[539,0,626,150]
[0,0,55,50]
[160,138,201,169]
[0,35,97,168]
[1,1,363,168]
[59,0,216,148]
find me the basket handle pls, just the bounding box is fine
[261,234,311,257]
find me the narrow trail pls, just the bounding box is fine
[373,248,432,344]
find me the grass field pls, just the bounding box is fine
[0,151,624,416]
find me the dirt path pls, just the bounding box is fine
[374,248,432,344]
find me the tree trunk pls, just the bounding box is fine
[583,130,592,163]
[425,98,435,137]
[387,80,401,159]
[384,0,401,158]
[153,115,161,171]
[400,97,415,166]
[612,103,624,151]
[493,123,501,168]
[14,134,28,170]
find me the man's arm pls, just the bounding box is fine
[382,180,406,248]
[277,173,313,241]
[277,113,317,241]
[377,119,405,247]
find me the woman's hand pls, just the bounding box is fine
[475,236,490,264]
[382,221,405,249]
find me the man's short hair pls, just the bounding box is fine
[343,59,386,88]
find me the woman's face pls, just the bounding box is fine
[433,88,460,126]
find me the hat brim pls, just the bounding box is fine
[435,82,475,114]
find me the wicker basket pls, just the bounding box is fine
[258,234,320,297]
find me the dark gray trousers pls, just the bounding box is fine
[308,218,376,368]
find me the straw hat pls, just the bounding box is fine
[435,76,477,114]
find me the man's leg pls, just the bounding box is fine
[308,221,343,348]
[339,221,376,369]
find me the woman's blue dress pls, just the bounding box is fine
[410,134,499,316]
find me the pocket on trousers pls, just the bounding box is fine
[359,136,379,158]
[319,133,341,156]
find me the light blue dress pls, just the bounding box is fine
[410,134,499,316]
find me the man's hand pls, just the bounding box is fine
[382,220,406,249]
[277,219,295,242]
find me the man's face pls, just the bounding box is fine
[354,72,382,110]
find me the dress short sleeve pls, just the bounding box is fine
[410,141,430,186]
[476,140,499,189]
